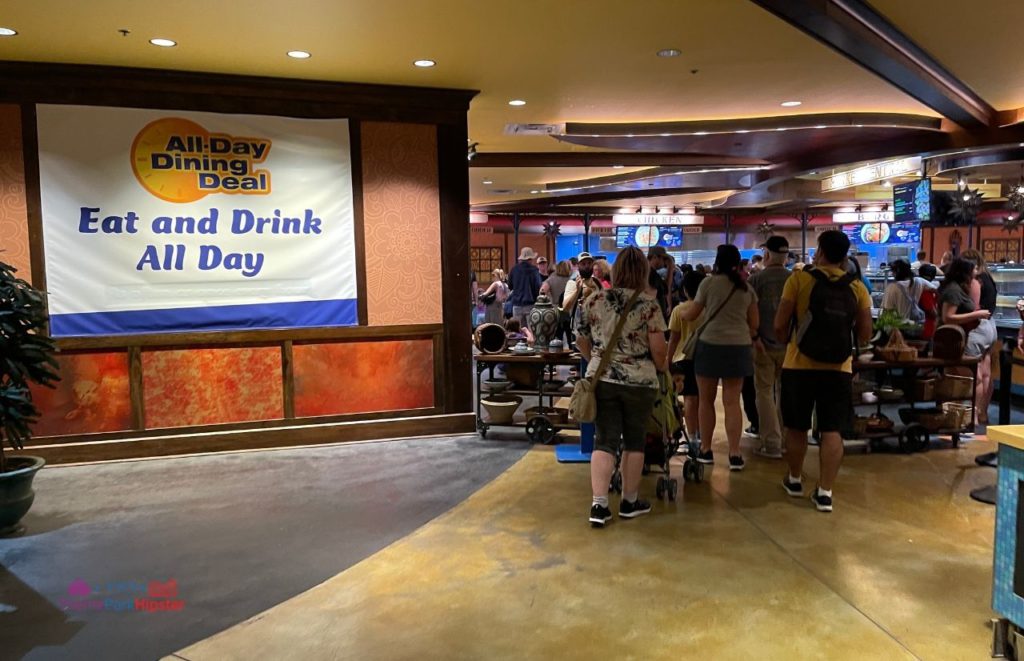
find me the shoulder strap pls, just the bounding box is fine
[689,285,739,345]
[589,289,644,384]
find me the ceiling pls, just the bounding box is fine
[2,0,1023,212]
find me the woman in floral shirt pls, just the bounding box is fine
[576,246,668,527]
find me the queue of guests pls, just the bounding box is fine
[578,231,872,527]
[477,236,1002,527]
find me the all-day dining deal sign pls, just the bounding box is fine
[36,105,358,336]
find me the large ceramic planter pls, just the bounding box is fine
[0,455,45,534]
[473,323,506,354]
[528,294,560,348]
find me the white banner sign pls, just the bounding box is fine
[36,105,357,336]
[612,214,704,225]
[832,211,895,223]
[821,157,921,192]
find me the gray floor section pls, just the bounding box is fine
[0,435,529,661]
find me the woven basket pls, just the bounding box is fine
[911,378,936,401]
[942,402,973,430]
[935,374,973,400]
[875,346,917,362]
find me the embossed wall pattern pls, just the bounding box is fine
[0,104,31,281]
[361,122,443,325]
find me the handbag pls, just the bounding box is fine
[569,289,643,423]
[480,291,497,305]
[680,287,737,360]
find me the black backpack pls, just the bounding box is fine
[796,268,859,363]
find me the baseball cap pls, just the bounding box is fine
[577,251,594,262]
[762,236,790,254]
[537,256,548,264]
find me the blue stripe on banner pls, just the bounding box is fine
[49,298,359,337]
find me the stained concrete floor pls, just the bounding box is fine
[167,432,1001,661]
[0,436,530,661]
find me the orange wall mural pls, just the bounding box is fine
[361,122,443,325]
[29,352,133,437]
[143,347,283,429]
[0,104,31,282]
[293,339,434,417]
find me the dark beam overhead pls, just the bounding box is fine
[469,152,769,168]
[748,0,997,130]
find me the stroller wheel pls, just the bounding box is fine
[656,477,665,500]
[610,471,623,494]
[695,462,705,483]
[669,479,678,501]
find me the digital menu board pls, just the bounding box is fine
[893,178,931,222]
[615,225,683,249]
[842,222,921,246]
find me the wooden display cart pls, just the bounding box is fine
[474,351,580,443]
[850,355,980,452]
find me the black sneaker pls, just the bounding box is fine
[695,449,714,464]
[810,489,833,513]
[589,503,613,527]
[619,498,652,519]
[782,476,804,497]
[729,455,745,471]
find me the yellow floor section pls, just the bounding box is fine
[169,435,998,661]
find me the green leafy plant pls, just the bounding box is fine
[0,260,59,473]
[873,308,918,334]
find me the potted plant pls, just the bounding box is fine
[0,259,59,534]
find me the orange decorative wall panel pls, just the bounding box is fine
[0,104,31,282]
[143,347,282,429]
[361,122,442,325]
[293,340,434,417]
[29,352,132,437]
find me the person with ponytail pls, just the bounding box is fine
[678,244,759,471]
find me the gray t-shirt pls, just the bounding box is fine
[694,274,757,346]
[749,265,791,348]
[939,281,974,315]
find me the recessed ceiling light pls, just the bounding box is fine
[0,27,17,37]
[482,179,493,185]
[287,50,312,59]
[508,99,526,106]
[657,48,681,57]
[781,101,802,107]
[612,165,624,169]
[413,59,435,68]
[149,38,176,47]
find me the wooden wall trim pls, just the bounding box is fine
[19,103,46,295]
[28,413,476,465]
[281,340,295,419]
[437,123,472,414]
[350,120,369,326]
[54,323,443,351]
[128,346,145,430]
[0,62,477,125]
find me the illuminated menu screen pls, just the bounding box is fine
[893,178,932,222]
[615,226,683,249]
[842,222,921,246]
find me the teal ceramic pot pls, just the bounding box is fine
[528,294,560,348]
[0,455,45,534]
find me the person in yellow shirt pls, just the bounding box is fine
[666,270,707,441]
[773,231,872,513]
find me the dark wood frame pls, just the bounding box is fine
[3,62,478,458]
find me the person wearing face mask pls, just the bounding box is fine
[562,252,602,344]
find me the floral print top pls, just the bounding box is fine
[577,288,666,389]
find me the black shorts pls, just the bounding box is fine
[780,369,852,433]
[671,360,699,397]
[594,380,657,455]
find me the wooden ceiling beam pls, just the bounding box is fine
[748,0,997,130]
[469,152,769,168]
